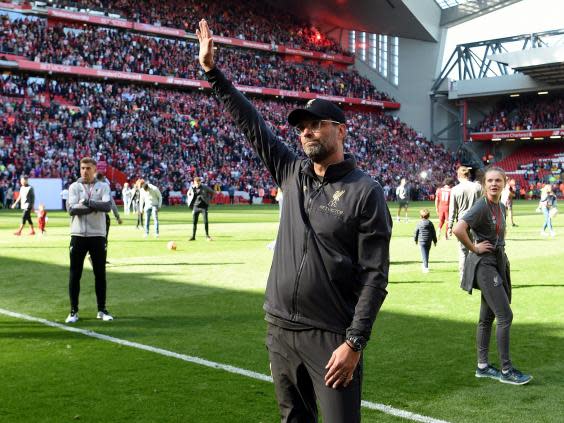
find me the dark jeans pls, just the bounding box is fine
[266,324,362,423]
[419,244,431,268]
[145,206,159,235]
[69,236,107,312]
[476,261,513,370]
[542,207,553,232]
[192,206,209,238]
[21,208,33,225]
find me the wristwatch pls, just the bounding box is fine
[346,335,367,352]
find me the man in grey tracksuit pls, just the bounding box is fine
[448,166,482,280]
[65,157,114,323]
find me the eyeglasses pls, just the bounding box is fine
[295,119,343,134]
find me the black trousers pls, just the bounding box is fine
[266,324,362,423]
[192,206,209,238]
[21,209,33,225]
[69,236,107,312]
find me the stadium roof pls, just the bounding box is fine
[271,0,522,42]
[490,44,564,85]
[270,0,441,42]
[434,0,471,9]
[439,0,523,26]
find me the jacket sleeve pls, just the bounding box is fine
[414,225,419,243]
[346,184,392,341]
[205,185,215,204]
[205,67,298,187]
[27,187,35,210]
[156,188,162,208]
[110,197,121,220]
[88,184,111,212]
[431,223,437,244]
[447,191,457,230]
[67,184,92,216]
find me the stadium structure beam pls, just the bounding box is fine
[430,94,462,148]
[439,0,523,27]
[431,28,564,94]
[489,44,564,86]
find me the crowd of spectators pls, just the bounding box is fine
[516,158,564,196]
[47,0,350,55]
[511,179,564,201]
[474,96,564,132]
[0,74,456,204]
[0,15,391,101]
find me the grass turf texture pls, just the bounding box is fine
[0,202,562,423]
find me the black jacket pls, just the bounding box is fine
[207,68,392,341]
[414,219,437,246]
[187,185,214,209]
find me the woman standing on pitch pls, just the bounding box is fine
[539,184,557,237]
[453,166,532,385]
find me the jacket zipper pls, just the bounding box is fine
[291,182,325,321]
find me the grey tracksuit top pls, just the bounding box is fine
[68,178,111,237]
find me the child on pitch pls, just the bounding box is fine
[414,208,437,273]
[36,203,47,234]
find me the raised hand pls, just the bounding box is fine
[196,19,215,72]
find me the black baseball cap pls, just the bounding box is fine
[288,99,346,127]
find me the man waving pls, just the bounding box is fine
[197,20,391,423]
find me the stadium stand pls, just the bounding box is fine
[47,0,350,54]
[0,2,459,205]
[491,144,564,198]
[474,96,564,132]
[0,74,456,203]
[469,95,564,198]
[0,15,390,100]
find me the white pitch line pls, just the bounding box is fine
[360,401,450,423]
[0,308,450,423]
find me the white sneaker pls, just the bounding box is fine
[143,233,148,239]
[540,230,548,236]
[65,311,79,323]
[155,234,159,239]
[550,231,556,237]
[96,310,114,321]
[422,267,429,273]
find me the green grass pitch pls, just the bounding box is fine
[0,201,562,422]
